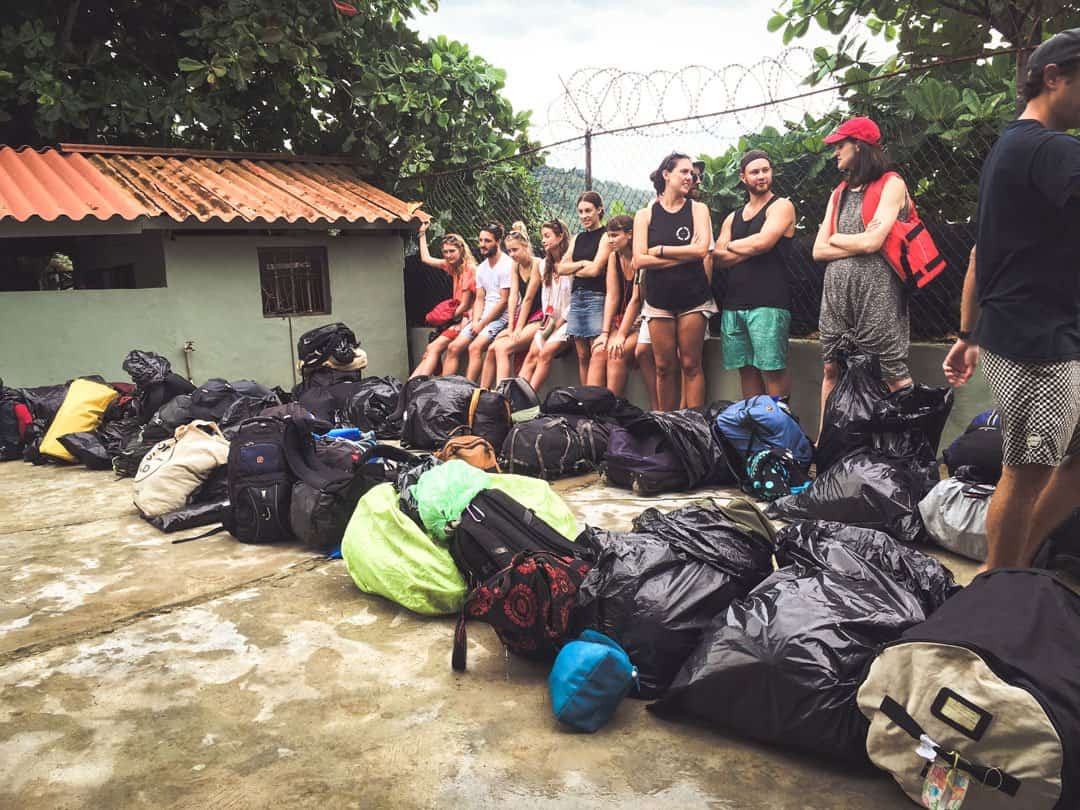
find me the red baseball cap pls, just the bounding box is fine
[823,116,881,146]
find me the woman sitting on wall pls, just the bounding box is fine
[410,221,477,378]
[633,152,715,410]
[521,219,573,392]
[598,215,643,399]
[558,191,612,386]
[486,221,545,386]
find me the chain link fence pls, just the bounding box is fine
[396,51,1004,342]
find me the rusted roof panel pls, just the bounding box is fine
[0,144,425,226]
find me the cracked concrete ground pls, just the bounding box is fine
[0,462,981,809]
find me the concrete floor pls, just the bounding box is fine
[0,462,981,809]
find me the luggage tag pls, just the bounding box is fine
[916,734,969,810]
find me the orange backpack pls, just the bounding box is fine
[828,171,946,290]
[435,434,501,473]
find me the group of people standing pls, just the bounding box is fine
[411,148,808,413]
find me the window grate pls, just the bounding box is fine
[258,246,331,317]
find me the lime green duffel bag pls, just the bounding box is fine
[341,482,466,616]
[412,460,580,543]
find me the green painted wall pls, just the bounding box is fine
[1,232,408,388]
[407,329,993,448]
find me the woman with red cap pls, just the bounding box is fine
[813,116,915,433]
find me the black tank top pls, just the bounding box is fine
[571,228,607,294]
[518,258,543,319]
[644,199,710,310]
[725,196,791,311]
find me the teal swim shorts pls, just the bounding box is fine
[720,307,790,371]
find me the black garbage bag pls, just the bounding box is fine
[20,382,73,428]
[113,429,160,478]
[767,448,936,544]
[143,378,279,443]
[815,353,889,474]
[346,376,403,438]
[871,384,953,458]
[56,432,111,469]
[99,417,142,457]
[298,380,368,426]
[137,372,196,425]
[577,500,777,699]
[122,350,171,387]
[651,531,932,763]
[190,464,229,504]
[775,520,960,614]
[147,499,230,533]
[397,454,441,529]
[399,375,477,450]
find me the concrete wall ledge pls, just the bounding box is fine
[408,329,992,446]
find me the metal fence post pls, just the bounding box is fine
[584,129,592,191]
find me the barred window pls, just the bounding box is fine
[258,246,331,317]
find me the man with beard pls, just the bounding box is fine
[713,149,796,399]
[442,222,512,381]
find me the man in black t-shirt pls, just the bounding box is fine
[944,28,1080,570]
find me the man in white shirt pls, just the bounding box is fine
[442,223,512,381]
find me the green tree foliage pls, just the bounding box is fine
[531,166,652,229]
[772,1,1080,98]
[0,0,533,187]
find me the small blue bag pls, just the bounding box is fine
[549,630,636,733]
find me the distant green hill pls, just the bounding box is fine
[532,165,652,226]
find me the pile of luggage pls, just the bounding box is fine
[6,320,1080,805]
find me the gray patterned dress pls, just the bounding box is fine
[818,187,911,380]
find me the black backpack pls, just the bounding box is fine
[226,417,295,544]
[298,380,368,425]
[286,432,370,553]
[558,414,612,464]
[399,375,478,450]
[500,416,589,479]
[495,377,540,421]
[293,366,364,396]
[450,489,589,583]
[297,322,359,370]
[450,489,595,671]
[466,388,512,451]
[541,385,617,418]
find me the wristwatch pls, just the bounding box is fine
[958,330,972,341]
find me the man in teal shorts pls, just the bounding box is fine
[713,149,796,399]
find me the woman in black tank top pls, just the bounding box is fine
[558,191,613,385]
[633,152,715,410]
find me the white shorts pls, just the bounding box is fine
[637,318,651,345]
[533,322,569,351]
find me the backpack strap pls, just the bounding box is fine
[172,525,227,544]
[877,696,1021,797]
[452,606,469,671]
[467,389,482,429]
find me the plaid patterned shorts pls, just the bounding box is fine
[982,349,1080,467]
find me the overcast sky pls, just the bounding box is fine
[413,1,840,182]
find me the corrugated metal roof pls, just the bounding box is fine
[0,144,426,226]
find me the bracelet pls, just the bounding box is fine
[958,330,972,341]
[660,245,664,258]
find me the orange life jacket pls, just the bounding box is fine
[828,171,946,290]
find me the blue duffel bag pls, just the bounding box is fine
[549,630,636,732]
[714,395,813,469]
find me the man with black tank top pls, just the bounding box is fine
[714,149,796,400]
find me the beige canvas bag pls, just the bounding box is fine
[133,420,230,518]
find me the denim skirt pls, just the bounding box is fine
[566,289,606,338]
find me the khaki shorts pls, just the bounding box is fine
[641,298,718,320]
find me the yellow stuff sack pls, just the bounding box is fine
[39,379,119,463]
